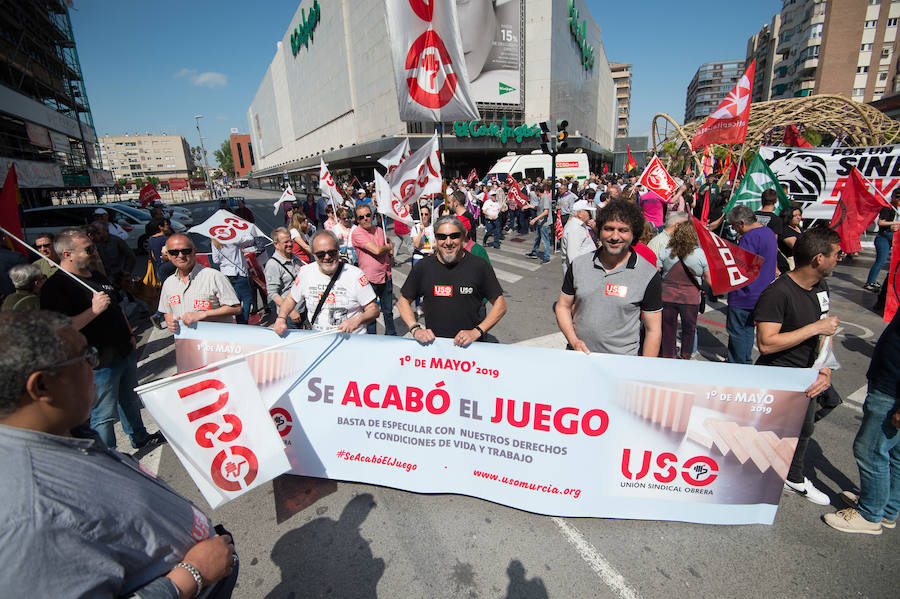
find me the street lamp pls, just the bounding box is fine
[194,114,214,201]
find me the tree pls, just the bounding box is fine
[214,139,234,178]
[134,178,144,188]
[147,176,160,186]
[116,178,128,187]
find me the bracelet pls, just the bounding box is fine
[275,315,286,321]
[474,325,485,338]
[410,324,422,333]
[174,562,204,598]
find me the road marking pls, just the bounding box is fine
[552,517,641,599]
[485,251,542,271]
[514,331,567,349]
[493,267,523,284]
[843,385,866,414]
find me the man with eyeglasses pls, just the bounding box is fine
[32,232,60,278]
[351,204,397,335]
[39,227,161,450]
[264,227,306,329]
[274,230,378,335]
[398,215,506,346]
[158,234,241,334]
[0,311,239,598]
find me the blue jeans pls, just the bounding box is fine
[227,275,253,324]
[91,349,150,449]
[866,232,892,285]
[531,223,550,260]
[483,219,501,248]
[726,306,755,364]
[367,279,397,335]
[854,387,900,523]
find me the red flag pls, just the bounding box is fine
[555,209,563,240]
[139,183,161,208]
[829,167,889,254]
[467,168,478,184]
[721,153,732,178]
[0,165,27,255]
[506,176,526,209]
[783,125,812,148]
[700,188,710,226]
[691,59,756,150]
[626,145,637,171]
[602,163,609,174]
[885,229,900,322]
[691,216,764,295]
[637,156,678,200]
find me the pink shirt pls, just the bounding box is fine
[639,193,665,227]
[351,225,391,284]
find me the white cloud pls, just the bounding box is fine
[174,68,227,88]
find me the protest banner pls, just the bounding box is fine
[637,156,678,201]
[188,209,268,244]
[319,159,346,212]
[385,133,442,206]
[160,323,817,525]
[379,138,411,183]
[691,59,755,150]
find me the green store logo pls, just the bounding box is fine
[290,0,321,57]
[568,0,594,71]
[498,82,516,96]
[453,116,541,144]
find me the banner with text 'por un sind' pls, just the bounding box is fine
[161,323,817,524]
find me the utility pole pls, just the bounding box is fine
[195,115,214,201]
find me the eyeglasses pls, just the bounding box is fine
[168,248,194,256]
[358,213,373,219]
[314,249,339,260]
[435,232,462,240]
[42,346,100,372]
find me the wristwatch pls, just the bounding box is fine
[174,562,204,598]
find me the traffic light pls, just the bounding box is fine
[539,121,551,154]
[556,120,569,153]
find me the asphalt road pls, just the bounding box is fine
[127,190,898,599]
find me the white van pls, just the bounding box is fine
[485,153,590,183]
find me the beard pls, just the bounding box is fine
[439,246,462,264]
[319,260,340,275]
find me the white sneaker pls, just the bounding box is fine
[784,477,830,505]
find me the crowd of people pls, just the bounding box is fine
[1,164,899,597]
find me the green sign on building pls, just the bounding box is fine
[453,117,541,144]
[568,0,594,71]
[290,0,321,57]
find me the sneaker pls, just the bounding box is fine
[541,257,551,264]
[525,252,537,259]
[863,283,881,291]
[823,508,883,535]
[784,477,830,505]
[134,431,166,450]
[839,491,897,528]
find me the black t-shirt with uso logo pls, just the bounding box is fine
[400,252,503,339]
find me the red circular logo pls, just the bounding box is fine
[270,407,293,437]
[210,445,259,491]
[404,30,458,109]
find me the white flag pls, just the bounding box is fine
[385,0,479,122]
[272,184,295,215]
[188,209,268,244]
[387,133,442,207]
[136,360,291,508]
[378,138,411,183]
[319,158,345,211]
[374,171,416,226]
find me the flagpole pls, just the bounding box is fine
[0,225,100,295]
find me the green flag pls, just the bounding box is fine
[724,153,791,215]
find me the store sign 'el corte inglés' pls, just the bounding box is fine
[568,0,594,71]
[290,0,321,58]
[453,117,541,144]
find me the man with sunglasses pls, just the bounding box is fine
[158,234,241,334]
[351,204,397,335]
[32,232,60,278]
[39,228,161,451]
[0,311,239,598]
[274,230,378,335]
[398,215,506,346]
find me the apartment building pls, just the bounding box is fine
[99,134,194,183]
[610,63,632,137]
[746,15,783,102]
[230,133,255,179]
[684,60,745,123]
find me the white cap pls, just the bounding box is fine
[93,208,107,214]
[572,200,593,212]
[489,190,496,196]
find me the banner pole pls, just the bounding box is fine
[0,225,98,295]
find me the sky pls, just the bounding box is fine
[69,0,783,156]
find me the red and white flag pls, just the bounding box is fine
[385,133,442,206]
[374,171,416,226]
[691,216,764,295]
[506,176,526,209]
[189,210,267,244]
[829,166,889,254]
[139,183,161,208]
[272,184,295,215]
[385,0,479,122]
[319,159,345,211]
[467,168,478,184]
[637,156,679,201]
[783,125,813,148]
[555,210,563,240]
[378,138,411,183]
[691,59,756,150]
[885,229,900,322]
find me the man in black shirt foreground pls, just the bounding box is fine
[755,226,841,505]
[398,215,506,346]
[39,227,162,450]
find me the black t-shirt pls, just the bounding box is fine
[40,269,132,367]
[777,227,800,273]
[878,205,898,234]
[754,274,829,368]
[400,252,503,338]
[693,183,723,222]
[754,210,784,238]
[867,310,900,397]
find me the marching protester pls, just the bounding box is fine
[480,189,502,249]
[560,199,597,273]
[264,227,306,329]
[755,227,842,505]
[274,230,379,335]
[39,228,162,451]
[32,232,60,278]
[332,208,356,264]
[647,211,690,259]
[398,215,506,346]
[658,221,709,360]
[754,189,784,239]
[864,187,900,291]
[158,234,241,333]
[558,181,577,228]
[147,217,174,273]
[450,190,478,243]
[525,182,552,264]
[778,204,803,273]
[1,263,43,312]
[351,204,397,335]
[555,199,662,357]
[0,311,238,598]
[725,206,778,364]
[210,237,255,325]
[89,220,136,279]
[289,208,314,264]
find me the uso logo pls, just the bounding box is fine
[169,295,181,305]
[434,285,453,297]
[621,449,718,487]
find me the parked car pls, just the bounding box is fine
[22,203,186,253]
[117,200,193,224]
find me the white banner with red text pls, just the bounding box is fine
[159,323,816,524]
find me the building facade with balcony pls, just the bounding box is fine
[746,15,782,103]
[98,134,195,186]
[684,60,745,123]
[609,62,632,138]
[0,0,113,207]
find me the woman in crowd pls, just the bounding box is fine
[332,207,357,264]
[322,205,338,231]
[778,204,803,273]
[289,209,314,264]
[658,221,710,360]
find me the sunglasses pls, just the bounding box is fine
[314,249,339,260]
[435,232,462,240]
[42,346,100,372]
[168,248,194,256]
[358,213,373,219]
